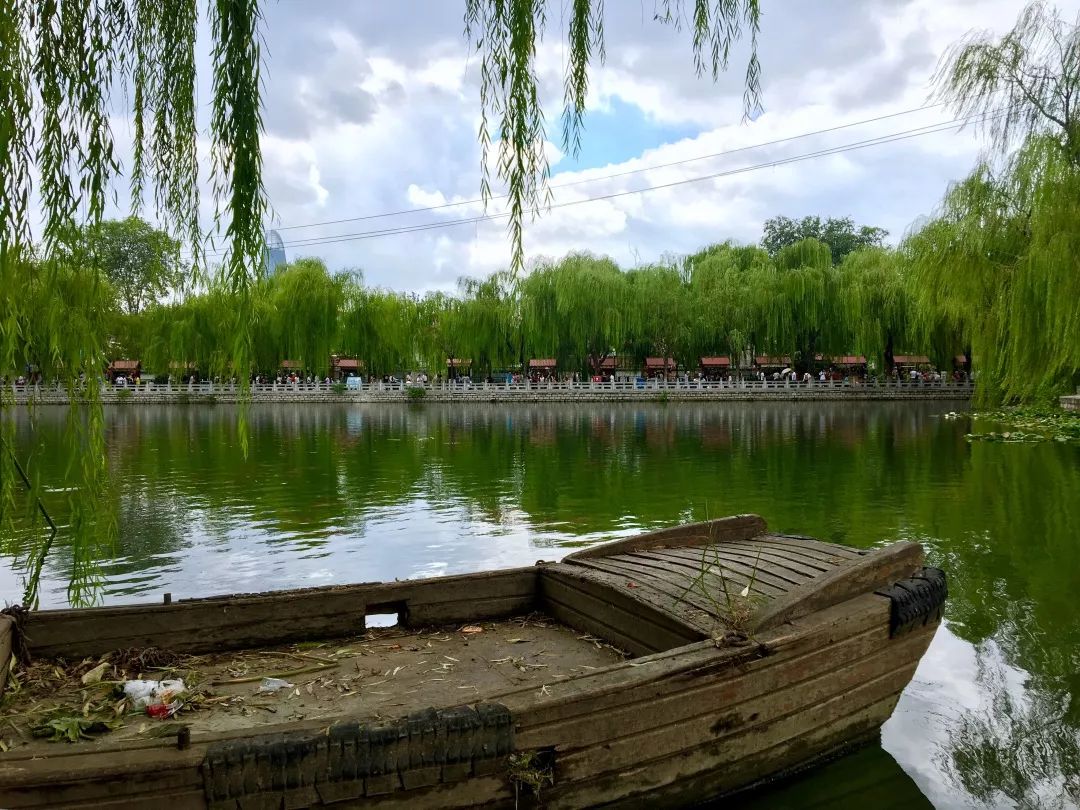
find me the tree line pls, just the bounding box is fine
[4,1,1076,405]
[62,214,942,383]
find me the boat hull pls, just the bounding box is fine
[0,517,945,809]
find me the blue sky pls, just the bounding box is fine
[553,98,701,174]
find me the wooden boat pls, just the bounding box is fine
[0,514,946,809]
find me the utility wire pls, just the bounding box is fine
[269,101,951,233]
[229,109,1001,253]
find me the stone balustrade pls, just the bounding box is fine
[6,378,976,405]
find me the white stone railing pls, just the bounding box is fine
[5,377,976,404]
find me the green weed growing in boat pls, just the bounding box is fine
[678,520,766,644]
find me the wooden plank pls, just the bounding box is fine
[1,757,517,810]
[543,563,710,637]
[637,549,795,595]
[544,593,660,658]
[660,546,810,587]
[562,514,766,561]
[719,541,834,576]
[752,541,923,632]
[329,774,514,810]
[625,551,787,597]
[554,647,923,782]
[495,593,892,728]
[555,623,932,775]
[514,621,895,750]
[23,569,538,659]
[772,532,865,553]
[0,616,14,695]
[539,569,703,654]
[405,594,535,627]
[563,557,724,632]
[0,748,204,807]
[760,534,865,562]
[30,790,206,810]
[552,693,902,809]
[730,537,854,568]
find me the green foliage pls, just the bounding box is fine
[520,253,632,372]
[837,248,915,371]
[406,386,427,401]
[1,0,266,605]
[78,218,183,315]
[934,0,1079,163]
[331,381,346,394]
[32,710,121,743]
[908,1,1080,404]
[115,388,133,402]
[972,407,1080,443]
[115,240,931,383]
[507,749,555,801]
[761,215,888,264]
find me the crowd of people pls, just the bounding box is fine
[7,360,967,390]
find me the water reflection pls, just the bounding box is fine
[2,401,1079,808]
[723,743,933,808]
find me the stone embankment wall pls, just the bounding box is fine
[8,382,975,406]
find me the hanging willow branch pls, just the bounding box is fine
[0,0,267,606]
[935,0,1080,164]
[465,0,762,271]
[911,1,1080,404]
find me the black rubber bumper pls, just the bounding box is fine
[876,567,948,637]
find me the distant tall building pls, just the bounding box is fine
[263,229,287,276]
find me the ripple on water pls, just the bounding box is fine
[7,401,1078,809]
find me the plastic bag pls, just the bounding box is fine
[257,677,295,694]
[122,678,186,708]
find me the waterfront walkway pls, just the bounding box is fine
[8,378,974,404]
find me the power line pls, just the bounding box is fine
[269,101,950,233]
[236,110,999,253]
[187,107,995,260]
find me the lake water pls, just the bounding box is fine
[3,402,1079,808]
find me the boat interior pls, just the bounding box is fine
[0,515,923,757]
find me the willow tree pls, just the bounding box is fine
[520,254,632,373]
[1,0,762,605]
[456,273,521,375]
[837,248,918,373]
[264,258,346,376]
[753,238,847,370]
[625,265,693,368]
[685,242,769,365]
[907,0,1080,403]
[339,289,419,379]
[144,285,244,377]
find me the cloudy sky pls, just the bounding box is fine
[107,0,1080,292]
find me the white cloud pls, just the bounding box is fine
[95,0,1080,290]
